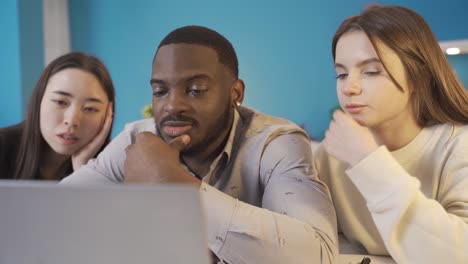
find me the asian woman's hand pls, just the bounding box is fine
[72,102,113,170]
[323,110,379,167]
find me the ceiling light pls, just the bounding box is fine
[446,47,460,55]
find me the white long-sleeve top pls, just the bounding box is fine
[62,106,338,264]
[315,123,468,264]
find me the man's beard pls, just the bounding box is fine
[154,104,234,156]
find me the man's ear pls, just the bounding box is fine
[231,79,245,107]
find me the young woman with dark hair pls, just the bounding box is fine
[0,52,115,180]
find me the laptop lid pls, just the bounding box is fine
[0,180,210,264]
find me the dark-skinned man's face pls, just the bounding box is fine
[150,43,235,155]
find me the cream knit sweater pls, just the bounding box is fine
[315,123,468,264]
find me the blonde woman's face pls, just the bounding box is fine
[40,68,109,156]
[334,30,416,131]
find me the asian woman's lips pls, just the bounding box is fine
[345,103,367,114]
[56,132,79,145]
[162,121,193,137]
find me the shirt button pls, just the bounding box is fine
[279,237,286,246]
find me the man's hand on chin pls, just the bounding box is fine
[124,132,201,187]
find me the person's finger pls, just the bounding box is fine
[323,131,330,151]
[103,103,114,132]
[135,131,158,144]
[78,102,113,155]
[106,102,114,122]
[169,134,191,152]
[96,102,114,141]
[124,144,134,155]
[332,110,342,120]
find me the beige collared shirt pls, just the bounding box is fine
[62,107,338,264]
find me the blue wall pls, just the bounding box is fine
[447,54,468,89]
[2,1,467,138]
[0,0,43,128]
[68,0,468,140]
[0,1,22,127]
[18,0,44,115]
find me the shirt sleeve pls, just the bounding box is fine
[200,133,338,264]
[346,145,468,263]
[60,124,133,185]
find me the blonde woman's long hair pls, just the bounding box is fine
[332,4,468,126]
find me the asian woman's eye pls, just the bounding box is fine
[83,107,99,113]
[52,100,68,106]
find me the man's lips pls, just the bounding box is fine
[162,121,193,137]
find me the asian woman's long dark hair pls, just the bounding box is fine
[14,52,115,180]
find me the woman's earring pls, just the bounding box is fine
[236,102,241,106]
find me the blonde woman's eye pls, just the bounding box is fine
[363,71,381,76]
[335,73,348,80]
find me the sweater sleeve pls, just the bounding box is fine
[346,145,468,263]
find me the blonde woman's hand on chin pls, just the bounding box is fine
[72,102,113,170]
[323,110,379,167]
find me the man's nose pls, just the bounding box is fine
[162,91,190,114]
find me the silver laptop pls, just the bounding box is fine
[0,180,210,264]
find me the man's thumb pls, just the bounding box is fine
[169,134,191,151]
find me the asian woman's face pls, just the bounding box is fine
[40,68,109,156]
[334,30,416,131]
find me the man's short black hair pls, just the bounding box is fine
[156,25,239,78]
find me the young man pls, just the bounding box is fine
[62,26,337,263]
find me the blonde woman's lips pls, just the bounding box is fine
[345,104,367,114]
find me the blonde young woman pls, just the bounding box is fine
[314,5,468,263]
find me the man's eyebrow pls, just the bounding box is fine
[150,79,165,85]
[150,74,211,86]
[186,74,211,82]
[51,90,104,104]
[335,58,381,69]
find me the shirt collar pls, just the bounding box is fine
[221,108,240,163]
[194,109,240,183]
